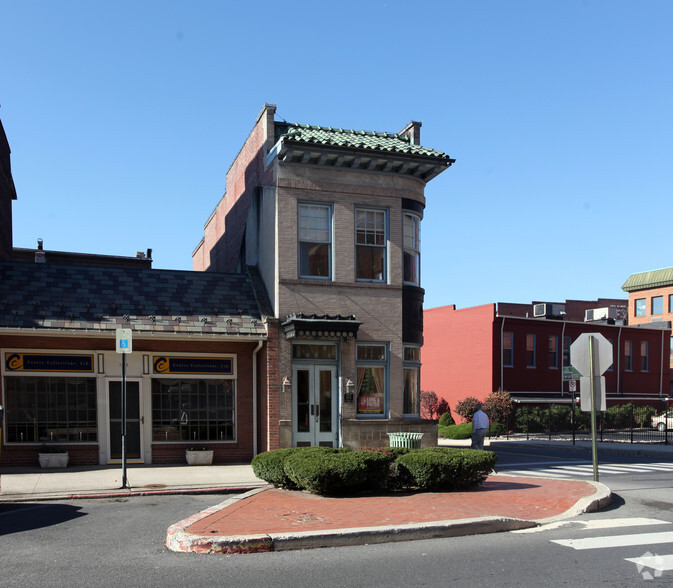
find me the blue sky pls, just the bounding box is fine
[2,1,671,310]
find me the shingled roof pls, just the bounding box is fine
[0,261,267,337]
[275,122,451,160]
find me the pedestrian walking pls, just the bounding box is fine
[471,402,490,450]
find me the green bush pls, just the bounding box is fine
[251,448,302,489]
[440,422,473,439]
[438,412,456,427]
[283,448,392,495]
[396,448,496,491]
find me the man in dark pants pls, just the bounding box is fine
[471,402,490,450]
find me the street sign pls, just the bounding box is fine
[569,380,577,392]
[570,332,612,377]
[116,328,133,354]
[563,366,582,381]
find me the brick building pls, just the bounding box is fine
[622,266,673,369]
[423,300,671,419]
[0,117,270,467]
[193,104,454,448]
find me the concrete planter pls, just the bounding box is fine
[38,453,69,468]
[185,450,214,465]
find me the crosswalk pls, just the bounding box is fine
[517,518,673,580]
[499,461,673,479]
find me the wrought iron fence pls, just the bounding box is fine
[504,397,672,445]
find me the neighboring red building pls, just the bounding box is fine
[423,300,671,419]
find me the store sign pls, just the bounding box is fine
[153,356,233,375]
[5,353,94,373]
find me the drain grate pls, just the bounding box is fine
[143,484,167,489]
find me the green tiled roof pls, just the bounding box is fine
[622,267,673,292]
[275,122,450,160]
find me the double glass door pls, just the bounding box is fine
[292,364,337,447]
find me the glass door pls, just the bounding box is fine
[293,364,337,447]
[108,380,142,461]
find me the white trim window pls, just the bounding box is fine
[298,203,332,279]
[355,208,386,281]
[403,213,421,285]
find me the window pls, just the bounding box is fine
[503,332,513,366]
[563,336,572,367]
[526,334,536,368]
[356,208,386,281]
[669,294,673,313]
[641,341,649,372]
[152,379,235,441]
[635,298,646,317]
[548,335,558,368]
[4,377,97,443]
[356,343,387,416]
[403,346,420,415]
[625,340,633,371]
[403,213,421,285]
[652,296,664,316]
[298,203,331,279]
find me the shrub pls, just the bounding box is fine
[440,422,473,439]
[251,448,301,489]
[396,448,496,491]
[438,411,455,427]
[483,389,514,426]
[283,448,392,495]
[454,396,481,422]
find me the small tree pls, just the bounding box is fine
[483,389,514,427]
[437,398,450,417]
[455,396,481,422]
[420,390,439,420]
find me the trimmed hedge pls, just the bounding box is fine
[397,448,496,491]
[252,446,496,495]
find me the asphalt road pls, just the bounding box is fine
[1,446,672,587]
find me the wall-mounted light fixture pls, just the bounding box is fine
[282,376,291,392]
[97,353,105,374]
[344,378,355,403]
[143,354,150,375]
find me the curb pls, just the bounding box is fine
[0,484,266,503]
[165,481,612,555]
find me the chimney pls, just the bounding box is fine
[35,238,45,263]
[398,121,422,146]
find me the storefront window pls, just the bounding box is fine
[4,377,97,443]
[356,344,387,416]
[152,379,235,442]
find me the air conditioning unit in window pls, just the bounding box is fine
[585,307,619,322]
[533,303,565,318]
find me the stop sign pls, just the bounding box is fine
[570,333,613,376]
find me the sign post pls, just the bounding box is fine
[570,333,613,482]
[116,328,132,489]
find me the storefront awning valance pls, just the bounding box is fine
[281,313,362,340]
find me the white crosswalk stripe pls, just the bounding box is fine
[501,461,673,479]
[550,518,673,578]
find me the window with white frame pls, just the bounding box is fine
[403,213,421,285]
[4,377,97,443]
[298,203,332,279]
[356,343,387,416]
[355,208,386,281]
[403,345,421,415]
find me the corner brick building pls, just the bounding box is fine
[194,104,454,448]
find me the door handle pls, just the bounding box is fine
[315,404,320,418]
[140,416,145,424]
